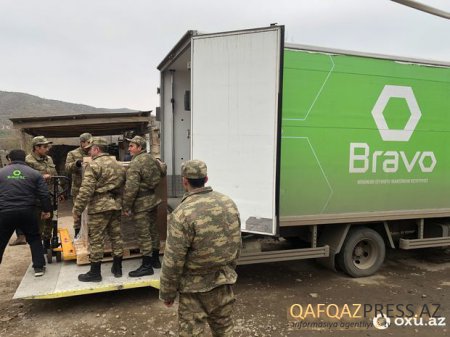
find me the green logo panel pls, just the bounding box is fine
[280,50,450,217]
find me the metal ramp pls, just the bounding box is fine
[14,259,160,299]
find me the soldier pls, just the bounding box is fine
[26,136,57,249]
[159,160,241,337]
[122,136,162,277]
[72,137,125,282]
[65,132,92,237]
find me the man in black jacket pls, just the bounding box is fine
[0,149,51,276]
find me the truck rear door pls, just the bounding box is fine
[190,26,283,235]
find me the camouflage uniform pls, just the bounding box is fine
[123,138,162,256]
[26,148,57,240]
[65,146,85,198]
[73,152,125,262]
[160,160,241,337]
[65,133,91,231]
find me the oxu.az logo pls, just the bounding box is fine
[350,85,436,174]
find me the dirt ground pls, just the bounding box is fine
[1,203,449,337]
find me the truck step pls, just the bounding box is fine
[237,245,329,265]
[399,237,450,250]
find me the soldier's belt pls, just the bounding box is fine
[136,189,155,198]
[94,189,121,196]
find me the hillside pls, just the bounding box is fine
[0,91,135,119]
[0,91,137,147]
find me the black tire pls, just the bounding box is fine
[56,251,62,263]
[46,249,53,264]
[337,228,385,277]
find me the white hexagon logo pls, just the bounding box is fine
[371,85,422,142]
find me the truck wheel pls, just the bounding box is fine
[337,228,385,277]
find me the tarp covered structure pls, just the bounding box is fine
[10,111,152,138]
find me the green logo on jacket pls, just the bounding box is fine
[7,169,26,180]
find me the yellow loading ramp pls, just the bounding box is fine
[14,259,160,300]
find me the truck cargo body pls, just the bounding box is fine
[158,26,450,276]
[280,46,450,227]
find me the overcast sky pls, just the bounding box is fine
[0,0,449,111]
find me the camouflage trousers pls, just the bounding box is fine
[178,284,235,337]
[88,210,124,263]
[72,191,81,231]
[134,206,159,256]
[73,217,81,231]
[36,208,53,240]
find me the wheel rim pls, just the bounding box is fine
[352,239,378,270]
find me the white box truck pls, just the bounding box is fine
[157,25,450,277]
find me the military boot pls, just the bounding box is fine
[111,256,123,278]
[78,262,102,282]
[150,250,161,269]
[128,256,154,277]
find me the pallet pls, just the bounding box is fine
[76,246,143,265]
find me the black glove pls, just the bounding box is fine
[76,159,82,168]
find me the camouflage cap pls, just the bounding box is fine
[181,160,207,179]
[32,136,52,147]
[84,136,108,149]
[127,135,146,148]
[79,133,92,142]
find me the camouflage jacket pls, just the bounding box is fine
[159,186,241,301]
[73,153,125,215]
[25,152,57,192]
[122,150,162,213]
[65,147,87,198]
